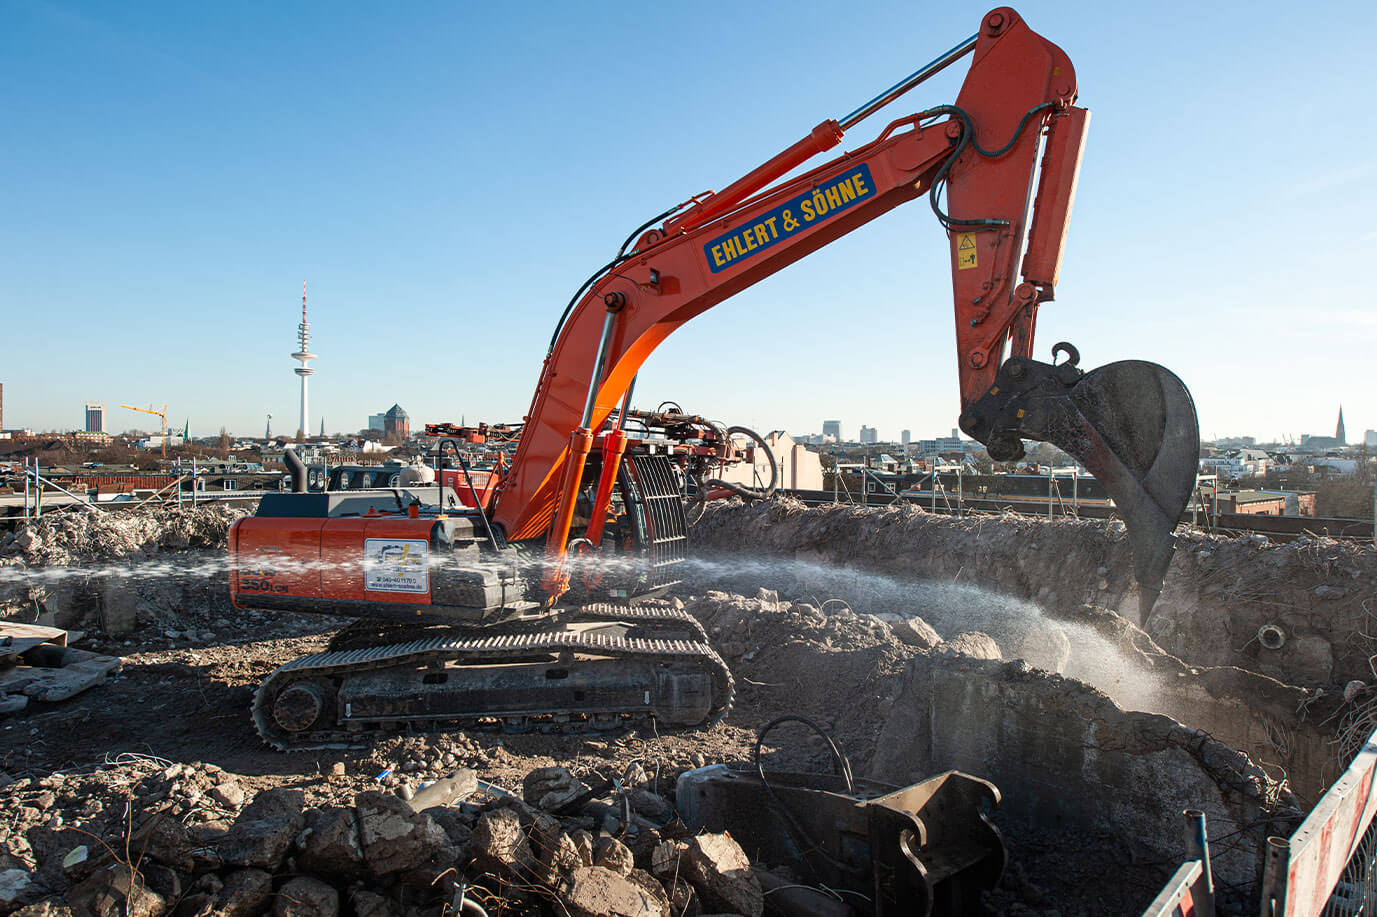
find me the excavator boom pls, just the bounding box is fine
[491,7,1198,610]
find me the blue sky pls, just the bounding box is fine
[3,0,1375,443]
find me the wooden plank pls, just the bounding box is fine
[0,623,68,646]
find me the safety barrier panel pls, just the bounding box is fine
[1261,730,1377,916]
[1142,811,1215,917]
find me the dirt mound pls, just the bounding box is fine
[682,590,921,767]
[0,506,247,568]
[692,497,1377,688]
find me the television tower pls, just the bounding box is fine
[292,282,316,442]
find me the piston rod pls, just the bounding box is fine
[839,34,977,130]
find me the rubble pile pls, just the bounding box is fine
[0,755,773,917]
[0,507,250,636]
[0,497,1354,913]
[0,506,246,568]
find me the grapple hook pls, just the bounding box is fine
[1051,341,1079,367]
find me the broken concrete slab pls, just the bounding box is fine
[675,834,763,917]
[295,806,365,876]
[218,787,306,871]
[354,790,449,878]
[0,624,122,705]
[562,866,666,917]
[272,875,339,917]
[471,807,539,880]
[64,863,166,917]
[214,868,273,917]
[522,766,590,813]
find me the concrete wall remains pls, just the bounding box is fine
[869,653,1299,891]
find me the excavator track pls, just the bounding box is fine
[324,602,710,652]
[253,604,732,750]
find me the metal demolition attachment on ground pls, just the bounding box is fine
[677,716,1006,916]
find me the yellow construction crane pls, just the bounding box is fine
[122,404,169,458]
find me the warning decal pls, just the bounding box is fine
[956,233,978,270]
[363,538,430,594]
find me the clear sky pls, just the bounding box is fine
[4,0,1375,443]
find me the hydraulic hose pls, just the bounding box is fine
[703,425,778,501]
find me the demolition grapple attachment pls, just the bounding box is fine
[960,343,1200,615]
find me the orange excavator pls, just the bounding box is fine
[231,8,1198,751]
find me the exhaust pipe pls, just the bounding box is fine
[284,448,309,493]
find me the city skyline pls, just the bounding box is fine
[21,395,1374,449]
[3,2,1374,442]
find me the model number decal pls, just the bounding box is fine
[240,578,289,594]
[363,538,430,594]
[239,566,289,593]
[704,165,875,273]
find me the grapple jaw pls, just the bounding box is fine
[959,343,1200,616]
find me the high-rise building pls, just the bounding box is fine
[1337,406,1346,445]
[859,425,878,444]
[901,429,912,445]
[1365,430,1377,448]
[85,402,106,433]
[292,282,317,441]
[367,413,386,432]
[822,420,842,441]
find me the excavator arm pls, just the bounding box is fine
[491,8,1199,613]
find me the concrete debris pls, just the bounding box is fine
[0,869,32,910]
[594,836,635,876]
[1,506,246,568]
[272,875,339,917]
[940,631,1003,660]
[216,787,304,870]
[522,765,590,812]
[694,497,1377,686]
[676,834,764,917]
[295,806,365,876]
[64,863,165,917]
[404,767,477,812]
[212,868,273,917]
[0,629,122,707]
[206,780,244,811]
[625,788,673,821]
[354,790,449,878]
[2,494,1361,916]
[347,888,401,917]
[562,866,665,917]
[887,613,942,649]
[471,807,538,877]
